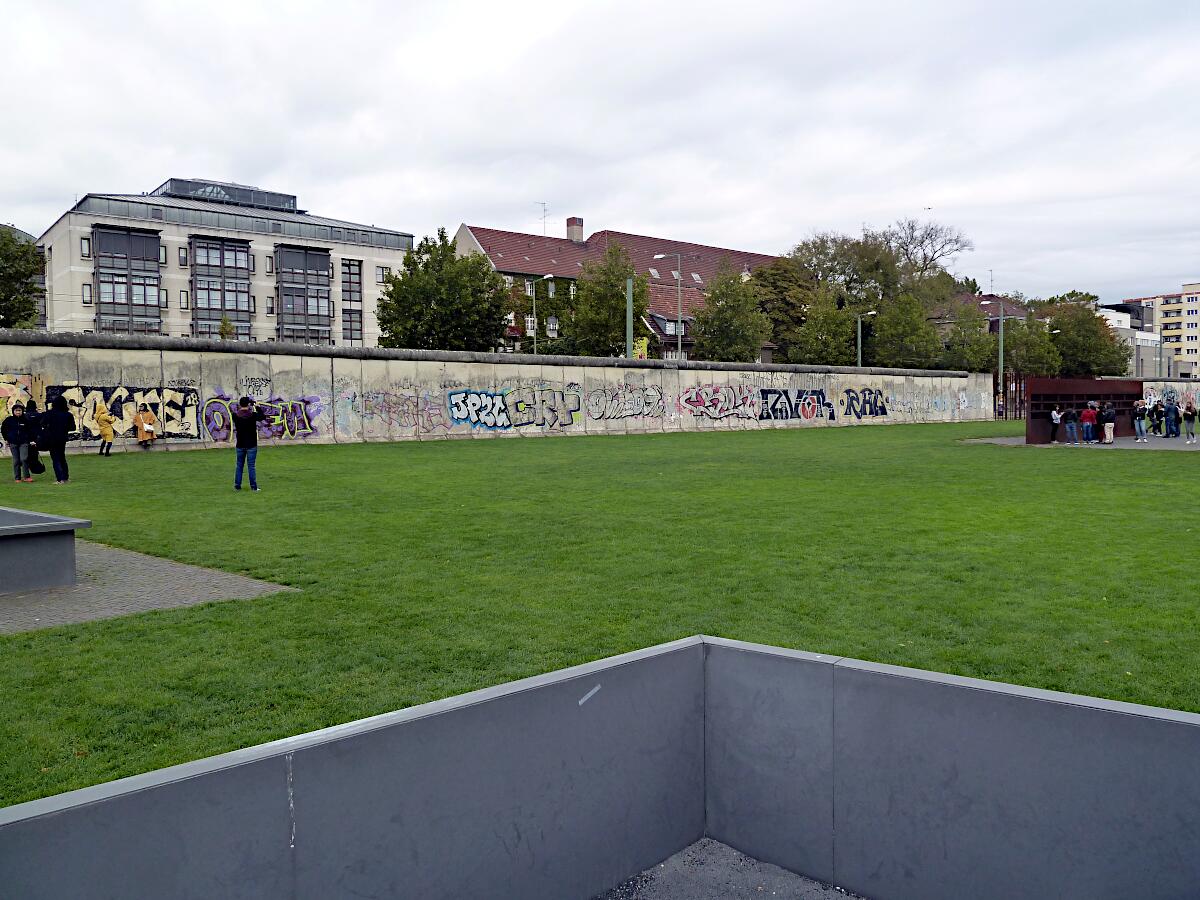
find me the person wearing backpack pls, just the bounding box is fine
[2,402,36,482]
[38,395,77,484]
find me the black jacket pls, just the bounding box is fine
[231,406,267,449]
[37,410,76,447]
[1102,408,1117,424]
[1063,409,1079,424]
[1,414,34,446]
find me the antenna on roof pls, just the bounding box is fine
[534,201,549,236]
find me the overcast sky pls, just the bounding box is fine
[3,0,1198,302]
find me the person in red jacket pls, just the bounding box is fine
[1080,403,1098,444]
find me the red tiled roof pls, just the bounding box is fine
[934,292,1029,321]
[461,224,777,297]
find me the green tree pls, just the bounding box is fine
[378,228,508,351]
[1048,304,1130,376]
[572,243,650,357]
[787,290,856,366]
[1004,315,1061,377]
[954,275,981,295]
[691,265,771,362]
[880,218,974,285]
[0,227,43,328]
[870,294,943,369]
[753,257,809,361]
[1044,289,1100,308]
[218,315,235,341]
[940,305,997,372]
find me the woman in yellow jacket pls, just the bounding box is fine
[95,402,117,457]
[132,404,158,450]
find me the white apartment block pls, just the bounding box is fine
[1126,283,1200,376]
[36,179,412,346]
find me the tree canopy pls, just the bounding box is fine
[940,305,996,372]
[0,228,43,329]
[1047,304,1130,377]
[572,243,650,357]
[1003,314,1061,377]
[785,286,855,366]
[377,228,509,351]
[870,294,943,369]
[691,265,770,362]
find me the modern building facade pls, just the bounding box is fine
[1097,301,1166,378]
[1120,284,1200,377]
[454,217,777,361]
[35,179,413,345]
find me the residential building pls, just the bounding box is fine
[35,179,413,345]
[929,293,1032,337]
[1097,302,1163,377]
[1120,285,1200,377]
[454,217,777,361]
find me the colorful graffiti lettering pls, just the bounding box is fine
[584,385,665,420]
[758,388,835,422]
[448,390,512,429]
[677,384,759,420]
[506,386,581,430]
[202,391,322,441]
[840,388,888,420]
[47,385,201,439]
[360,389,449,432]
[0,374,43,419]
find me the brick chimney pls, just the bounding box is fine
[566,216,583,243]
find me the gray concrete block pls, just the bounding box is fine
[703,639,837,883]
[831,659,1200,900]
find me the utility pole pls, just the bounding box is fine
[626,278,634,358]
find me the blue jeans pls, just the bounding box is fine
[1135,418,1147,438]
[1082,423,1094,442]
[235,447,258,489]
[1065,423,1079,444]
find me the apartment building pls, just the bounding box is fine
[1123,283,1200,377]
[36,179,413,346]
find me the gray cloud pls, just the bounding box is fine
[2,0,1198,301]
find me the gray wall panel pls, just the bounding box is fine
[831,660,1200,900]
[703,640,836,883]
[292,642,705,900]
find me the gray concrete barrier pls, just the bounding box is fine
[4,636,1197,898]
[0,506,91,593]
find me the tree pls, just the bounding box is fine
[870,294,943,369]
[1004,315,1061,377]
[218,315,235,341]
[1043,289,1100,309]
[691,264,771,362]
[786,287,855,366]
[954,275,981,295]
[377,228,508,351]
[572,243,650,357]
[881,219,974,283]
[1048,304,1130,377]
[0,227,43,329]
[753,257,809,361]
[940,305,996,372]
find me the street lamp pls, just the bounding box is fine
[531,273,553,355]
[653,253,683,358]
[855,310,876,367]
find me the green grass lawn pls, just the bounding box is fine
[3,421,1200,807]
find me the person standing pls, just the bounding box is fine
[1133,400,1148,443]
[21,399,45,476]
[133,403,158,449]
[1165,397,1180,438]
[231,396,267,492]
[95,402,117,456]
[1063,406,1080,446]
[1102,402,1117,444]
[1080,403,1097,444]
[1152,401,1165,436]
[1185,402,1197,444]
[1049,405,1063,444]
[2,402,35,482]
[38,396,76,485]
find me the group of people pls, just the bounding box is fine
[1048,398,1199,445]
[3,396,267,489]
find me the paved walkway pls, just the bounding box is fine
[968,435,1200,451]
[0,540,291,634]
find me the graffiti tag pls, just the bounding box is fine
[840,388,888,420]
[677,384,759,420]
[448,390,512,429]
[758,388,836,422]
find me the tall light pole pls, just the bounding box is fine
[653,253,683,358]
[856,310,876,367]
[532,273,553,355]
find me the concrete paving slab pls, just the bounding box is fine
[0,540,291,633]
[967,435,1200,450]
[595,838,864,900]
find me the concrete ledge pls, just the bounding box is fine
[0,506,90,593]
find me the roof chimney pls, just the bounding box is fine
[566,216,583,243]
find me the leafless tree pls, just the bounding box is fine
[882,219,974,281]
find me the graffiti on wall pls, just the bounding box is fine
[360,388,450,432]
[202,390,323,441]
[447,390,512,429]
[0,374,44,419]
[840,388,888,420]
[758,388,836,422]
[506,386,581,430]
[46,385,202,439]
[584,384,665,420]
[677,384,760,420]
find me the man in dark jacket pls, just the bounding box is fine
[2,402,35,482]
[232,396,267,492]
[38,396,77,484]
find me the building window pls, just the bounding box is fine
[160,287,168,308]
[249,254,255,274]
[547,280,555,298]
[524,279,535,298]
[664,320,676,335]
[504,311,515,326]
[81,237,91,258]
[82,283,92,305]
[503,275,514,288]
[179,247,188,266]
[547,315,559,338]
[180,289,189,309]
[525,314,536,333]
[267,294,275,315]
[159,245,167,265]
[375,266,390,283]
[266,255,274,274]
[569,282,576,299]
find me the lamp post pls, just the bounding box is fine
[532,273,553,355]
[855,310,876,367]
[653,253,683,358]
